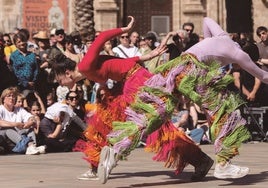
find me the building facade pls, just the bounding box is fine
[0,0,268,40]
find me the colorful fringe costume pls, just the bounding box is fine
[109,54,251,173]
[76,17,268,173]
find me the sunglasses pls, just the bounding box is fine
[68,96,78,101]
[4,40,11,43]
[184,29,193,32]
[120,35,129,39]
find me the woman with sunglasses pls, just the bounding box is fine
[3,33,16,64]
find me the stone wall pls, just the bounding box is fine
[0,0,267,42]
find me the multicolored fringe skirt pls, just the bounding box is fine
[108,53,251,173]
[80,65,152,167]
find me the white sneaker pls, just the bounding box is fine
[214,162,249,179]
[98,146,116,184]
[25,145,40,155]
[77,169,99,180]
[36,145,46,154]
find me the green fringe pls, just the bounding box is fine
[216,126,251,163]
[153,54,207,74]
[108,121,139,145]
[177,75,201,104]
[133,87,177,134]
[210,93,246,141]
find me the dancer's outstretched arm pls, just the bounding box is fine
[203,17,228,38]
[78,16,135,73]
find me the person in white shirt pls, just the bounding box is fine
[0,87,45,154]
[112,33,141,58]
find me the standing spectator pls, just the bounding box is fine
[182,22,194,35]
[19,28,38,52]
[33,31,52,101]
[70,30,85,56]
[3,33,16,64]
[144,31,158,50]
[48,28,66,61]
[256,26,268,106]
[129,31,140,47]
[64,35,82,63]
[112,33,141,58]
[163,31,184,60]
[0,39,17,94]
[182,22,199,50]
[231,33,263,106]
[9,32,39,97]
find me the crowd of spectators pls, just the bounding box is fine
[0,20,268,155]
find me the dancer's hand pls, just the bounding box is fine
[122,16,135,33]
[150,44,168,58]
[139,44,167,62]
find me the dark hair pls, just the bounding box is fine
[19,28,30,40]
[256,26,268,37]
[65,35,74,44]
[172,34,182,43]
[51,53,77,75]
[13,32,28,43]
[65,90,78,100]
[55,29,65,35]
[183,22,195,32]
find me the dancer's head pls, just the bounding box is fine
[51,53,77,88]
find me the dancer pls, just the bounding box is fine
[51,16,268,184]
[97,17,268,183]
[52,16,214,183]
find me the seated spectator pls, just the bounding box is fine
[189,103,211,144]
[39,102,76,152]
[56,85,69,102]
[15,92,26,108]
[66,90,85,120]
[0,87,45,155]
[171,95,205,145]
[46,90,57,108]
[65,90,87,140]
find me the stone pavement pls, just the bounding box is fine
[0,142,268,188]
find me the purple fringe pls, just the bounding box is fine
[214,110,246,153]
[165,66,185,93]
[138,91,167,119]
[107,130,124,138]
[125,107,147,128]
[145,73,166,88]
[113,137,132,154]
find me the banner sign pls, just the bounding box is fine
[22,0,68,35]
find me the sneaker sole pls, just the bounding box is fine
[214,168,249,179]
[77,177,99,181]
[98,146,110,184]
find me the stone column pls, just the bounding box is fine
[181,0,206,35]
[94,0,119,31]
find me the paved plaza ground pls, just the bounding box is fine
[0,141,267,188]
